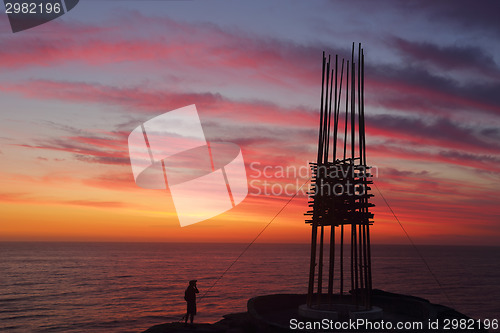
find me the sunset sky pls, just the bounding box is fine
[1,1,499,245]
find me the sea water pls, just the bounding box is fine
[1,243,499,332]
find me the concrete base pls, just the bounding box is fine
[299,303,383,321]
[298,304,339,320]
[349,306,383,320]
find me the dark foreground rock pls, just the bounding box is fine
[142,291,487,332]
[142,312,257,333]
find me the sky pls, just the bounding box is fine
[0,0,499,245]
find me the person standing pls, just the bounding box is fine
[184,280,199,325]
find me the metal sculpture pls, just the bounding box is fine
[306,43,374,310]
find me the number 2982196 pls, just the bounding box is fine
[5,2,62,14]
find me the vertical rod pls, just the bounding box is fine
[343,61,349,161]
[359,46,371,307]
[327,56,338,303]
[335,58,344,302]
[358,43,362,164]
[325,68,334,164]
[351,45,355,162]
[308,53,326,306]
[358,224,364,299]
[317,225,325,305]
[362,49,373,298]
[362,55,368,189]
[333,59,344,162]
[331,55,338,161]
[308,225,318,306]
[323,57,331,163]
[363,223,369,307]
[360,46,370,307]
[353,222,358,307]
[340,224,344,296]
[317,53,325,163]
[318,56,330,305]
[356,43,365,306]
[366,225,372,293]
[350,224,354,300]
[328,226,335,297]
[351,43,359,307]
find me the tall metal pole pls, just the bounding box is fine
[343,61,349,161]
[318,224,324,305]
[333,59,344,162]
[357,43,365,303]
[331,55,338,162]
[338,60,345,301]
[326,68,333,163]
[328,56,338,300]
[350,224,354,299]
[328,226,335,298]
[307,53,326,306]
[351,44,355,164]
[358,43,362,164]
[340,223,344,296]
[351,43,359,306]
[318,56,331,302]
[318,53,325,164]
[362,49,373,296]
[323,57,331,163]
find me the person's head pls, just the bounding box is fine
[189,279,197,287]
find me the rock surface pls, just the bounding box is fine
[141,312,257,333]
[142,291,487,332]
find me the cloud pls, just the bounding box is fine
[64,200,125,208]
[82,172,137,191]
[370,142,500,173]
[0,192,29,203]
[381,167,430,178]
[74,154,130,166]
[367,63,500,117]
[417,1,500,36]
[2,13,499,138]
[0,13,324,90]
[390,37,500,79]
[367,114,500,153]
[438,150,500,165]
[1,79,319,128]
[14,131,130,166]
[7,78,499,173]
[0,191,127,209]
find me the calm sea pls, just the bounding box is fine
[0,243,499,332]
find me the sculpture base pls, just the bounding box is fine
[246,291,487,332]
[298,303,383,321]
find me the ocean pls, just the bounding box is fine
[1,243,499,332]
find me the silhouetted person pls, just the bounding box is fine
[184,280,199,325]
